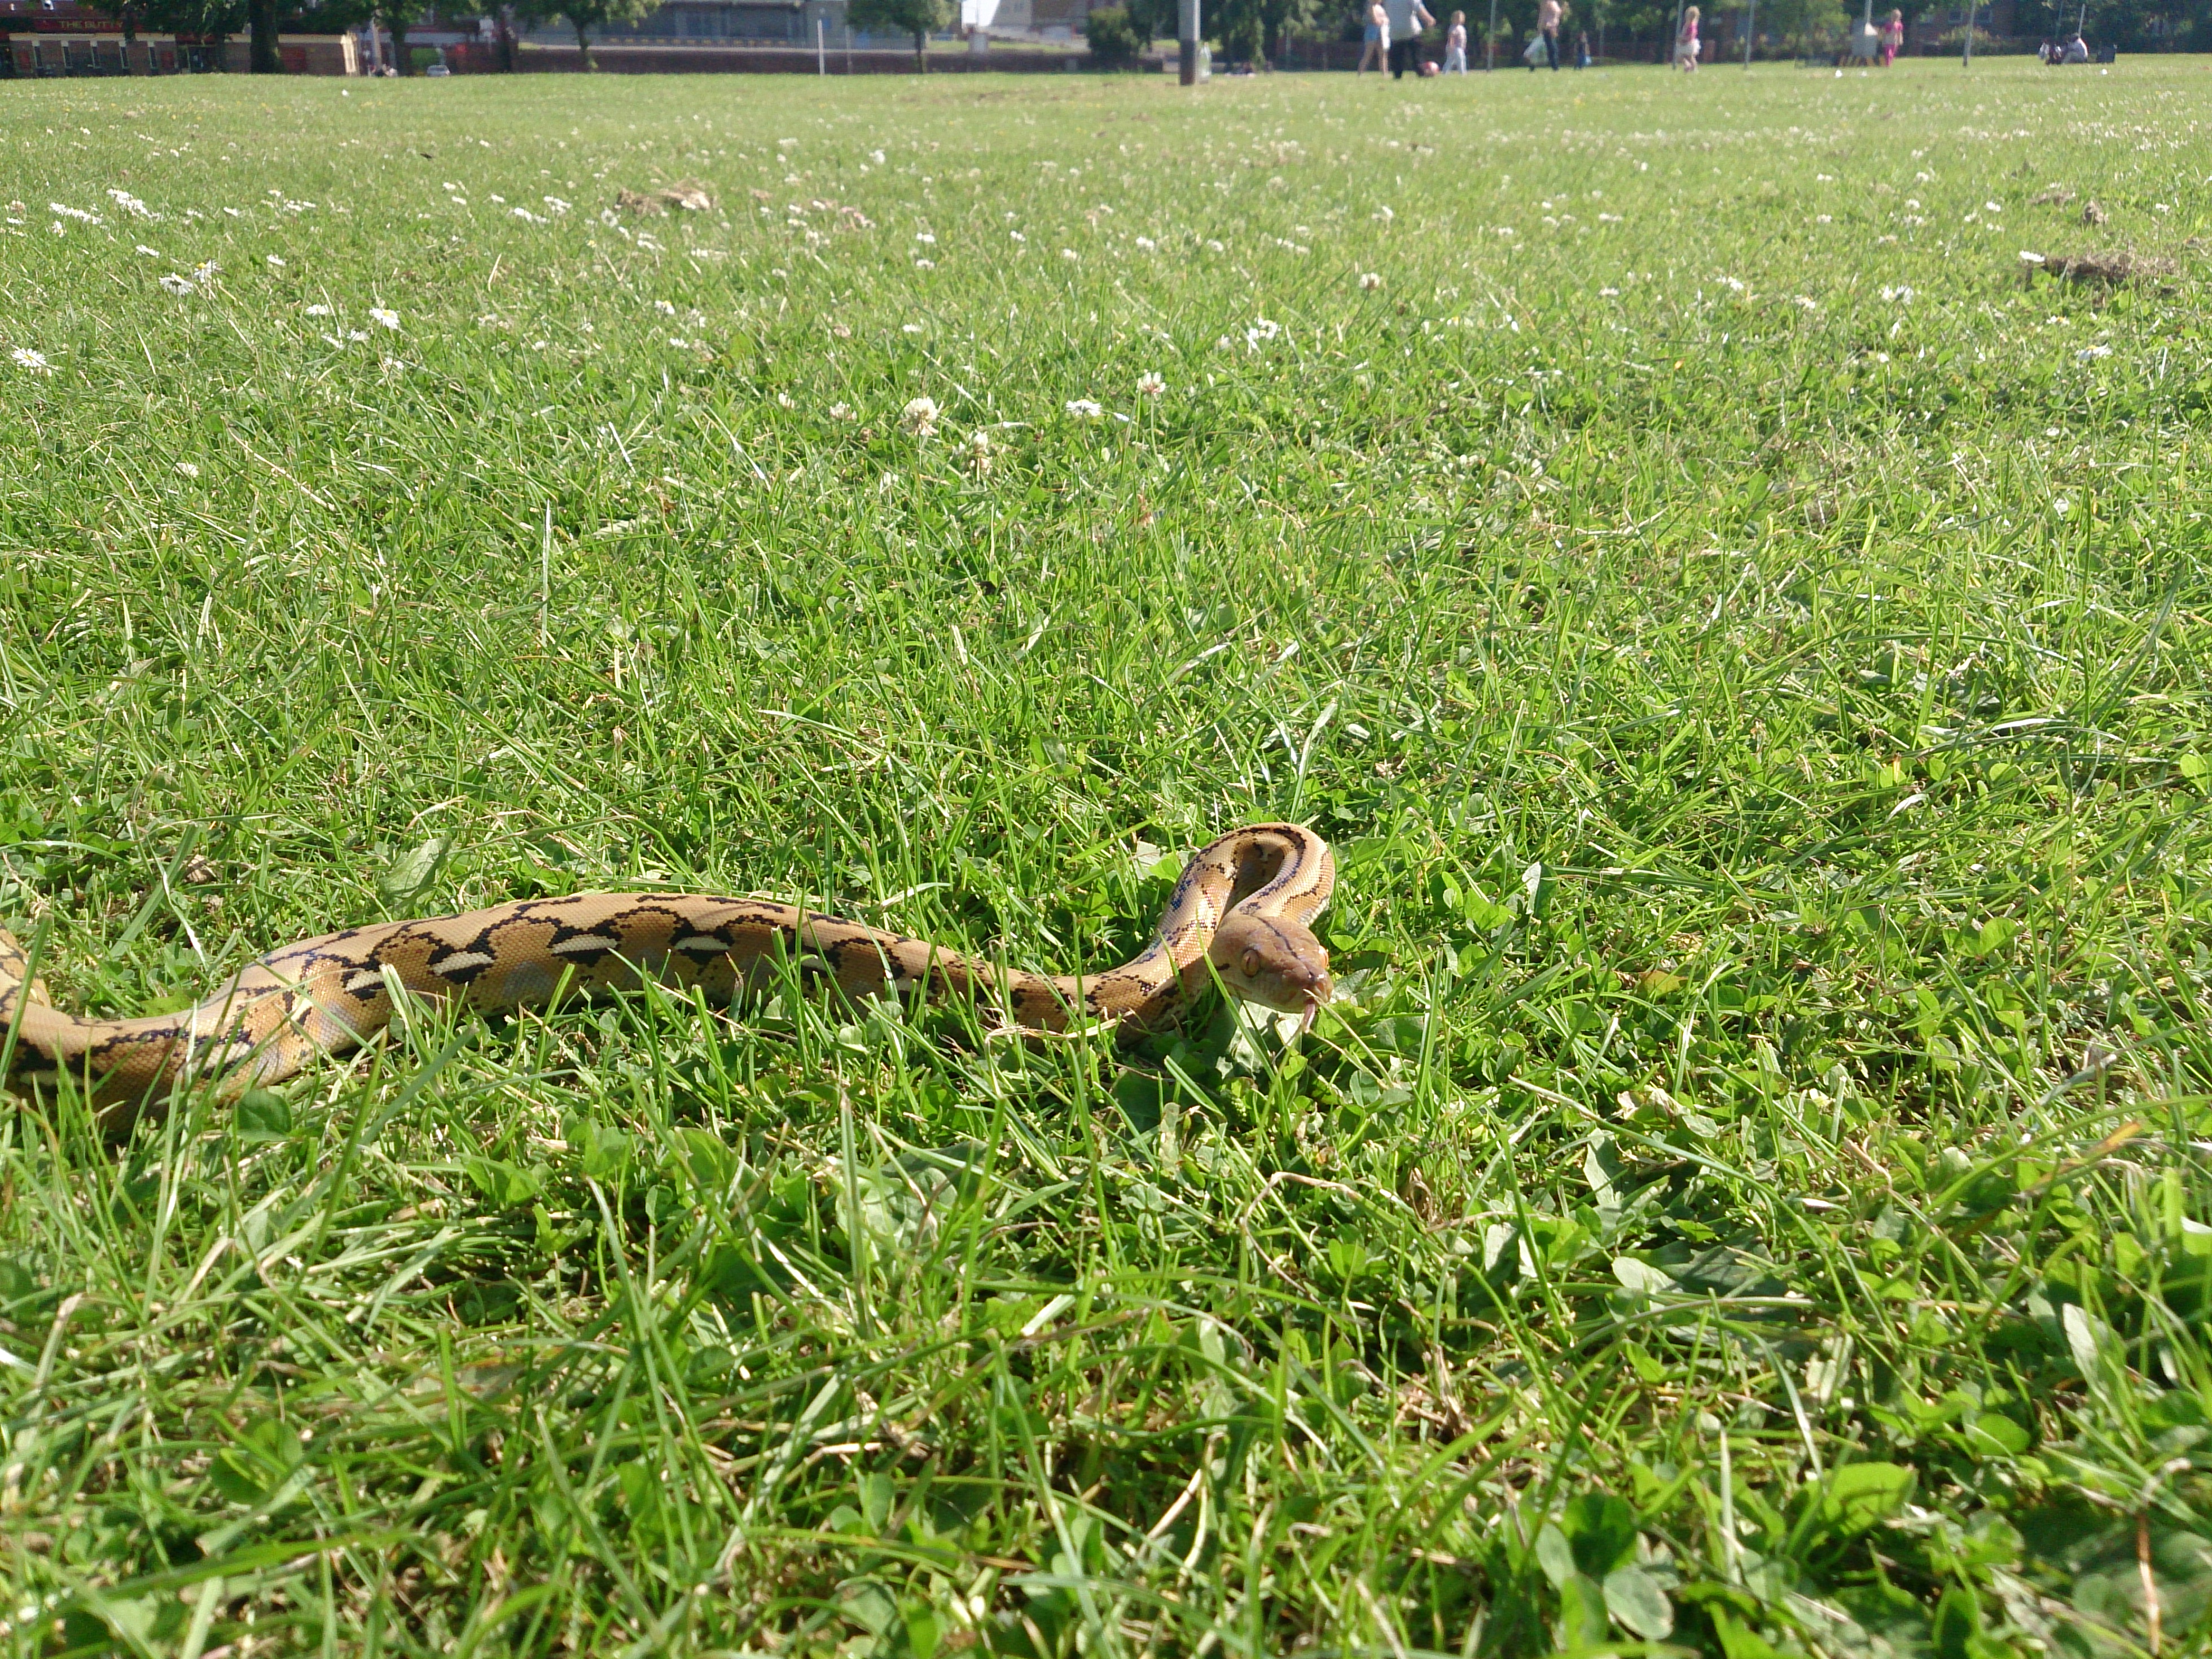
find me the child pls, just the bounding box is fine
[1359,0,1388,72]
[1878,7,1902,64]
[1675,4,1699,69]
[1443,8,1468,69]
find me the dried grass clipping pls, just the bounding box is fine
[615,180,716,216]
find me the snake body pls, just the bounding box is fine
[1,824,1333,1132]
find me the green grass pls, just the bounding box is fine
[2,54,2211,1658]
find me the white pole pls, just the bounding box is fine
[1485,0,1497,64]
[817,12,825,69]
[1961,0,1972,63]
[1743,0,1752,63]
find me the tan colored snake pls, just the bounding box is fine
[1,823,1333,1132]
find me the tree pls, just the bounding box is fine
[515,0,655,67]
[1210,0,1319,63]
[95,0,245,57]
[848,0,950,65]
[1117,0,1178,41]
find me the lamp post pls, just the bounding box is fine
[1179,0,1198,82]
[1485,0,1497,64]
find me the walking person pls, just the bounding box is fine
[1385,0,1434,78]
[1531,0,1562,68]
[1443,7,1468,69]
[1358,0,1388,73]
[1878,7,1902,63]
[1674,3,1699,69]
[1574,25,1591,63]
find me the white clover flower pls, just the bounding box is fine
[11,347,52,375]
[1812,214,1833,225]
[902,323,924,335]
[668,336,690,348]
[830,401,854,420]
[1984,200,2003,213]
[369,306,400,330]
[1249,317,1281,344]
[1205,239,1224,252]
[174,461,200,478]
[2077,344,2112,361]
[347,329,370,342]
[306,304,334,316]
[902,396,940,436]
[1136,371,1165,397]
[1599,286,1621,297]
[1061,248,1079,262]
[135,244,161,258]
[655,300,677,315]
[2053,497,2071,515]
[776,392,797,409]
[1880,284,1917,302]
[869,149,885,164]
[193,261,220,282]
[477,314,507,328]
[489,194,507,204]
[1598,212,1623,223]
[1135,236,1156,251]
[914,232,936,244]
[543,196,570,215]
[107,188,152,218]
[159,274,196,296]
[1216,336,1234,350]
[1373,205,1395,222]
[1794,296,1819,311]
[1008,230,1026,244]
[1358,272,1382,291]
[600,209,620,229]
[50,203,101,224]
[915,258,936,269]
[2017,251,2046,267]
[511,207,546,224]
[266,254,286,267]
[1065,398,1102,418]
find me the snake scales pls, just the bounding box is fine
[1,823,1333,1132]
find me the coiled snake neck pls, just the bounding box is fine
[1,823,1334,1134]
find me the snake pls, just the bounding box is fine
[1,823,1333,1133]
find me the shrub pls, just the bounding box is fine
[1085,5,1147,63]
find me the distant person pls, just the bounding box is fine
[1575,25,1591,62]
[1359,0,1388,72]
[1879,7,1902,62]
[1675,3,1699,67]
[1443,9,1468,69]
[2062,29,2087,59]
[1384,0,1434,77]
[1532,0,1563,67]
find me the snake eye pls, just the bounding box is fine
[1240,946,1262,980]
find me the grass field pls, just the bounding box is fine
[3,53,2212,1658]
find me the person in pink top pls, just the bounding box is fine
[1443,8,1468,68]
[1879,8,1903,63]
[1674,4,1699,68]
[1532,0,1563,67]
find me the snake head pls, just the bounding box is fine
[1208,914,1333,1024]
